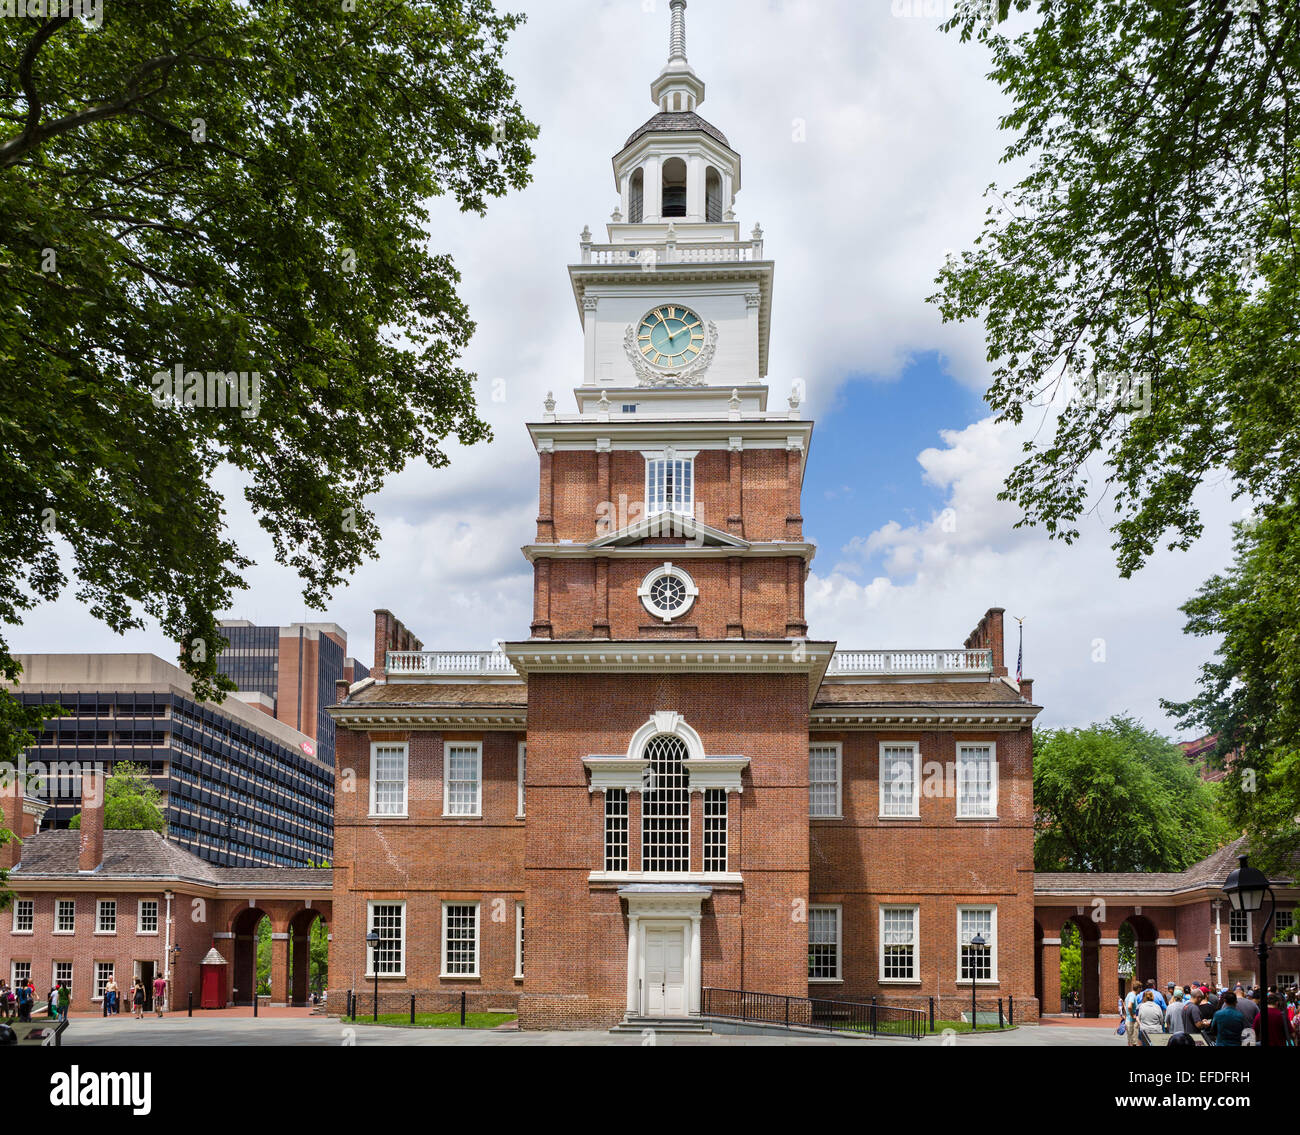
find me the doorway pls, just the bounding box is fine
[135,960,155,1011]
[643,923,687,1017]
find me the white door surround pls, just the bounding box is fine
[619,883,711,1017]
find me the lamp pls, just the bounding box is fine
[969,932,986,1032]
[366,929,381,1023]
[1223,854,1275,1046]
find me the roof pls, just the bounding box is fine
[12,830,330,888]
[623,110,730,150]
[346,682,525,707]
[1033,838,1293,898]
[813,681,1028,708]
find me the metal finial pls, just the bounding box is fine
[669,0,687,61]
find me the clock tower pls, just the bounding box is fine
[508,0,831,1028]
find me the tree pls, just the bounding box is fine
[933,1,1300,577]
[1164,506,1300,872]
[69,760,166,832]
[0,3,537,751]
[310,917,329,993]
[1034,715,1230,872]
[257,917,271,996]
[1059,920,1081,1002]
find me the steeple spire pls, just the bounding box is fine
[651,0,705,112]
[668,0,687,62]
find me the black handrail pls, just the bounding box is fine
[701,987,925,1039]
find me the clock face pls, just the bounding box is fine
[636,305,705,369]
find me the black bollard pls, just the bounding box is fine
[460,990,466,1027]
[188,991,193,1018]
[410,994,415,1025]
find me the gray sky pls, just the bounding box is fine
[11,1,1239,734]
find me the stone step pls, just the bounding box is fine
[610,1016,714,1035]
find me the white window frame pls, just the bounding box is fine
[11,959,32,989]
[1229,908,1252,945]
[443,741,483,818]
[637,562,699,624]
[52,960,73,993]
[956,741,998,819]
[137,899,159,936]
[93,960,115,1002]
[1273,909,1294,942]
[808,903,843,983]
[1276,972,1299,987]
[643,451,696,517]
[515,902,525,981]
[365,900,406,979]
[95,898,117,935]
[369,741,409,818]
[809,742,842,818]
[957,905,998,984]
[54,898,75,935]
[516,741,526,819]
[880,905,920,984]
[879,742,921,819]
[12,898,34,934]
[440,901,481,979]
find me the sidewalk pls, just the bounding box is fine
[1039,1014,1120,1029]
[89,1005,318,1021]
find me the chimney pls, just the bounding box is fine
[0,773,24,871]
[335,677,350,703]
[373,609,424,680]
[78,768,106,873]
[1019,677,1034,702]
[964,607,1007,677]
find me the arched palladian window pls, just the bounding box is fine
[642,734,690,871]
[705,166,722,223]
[629,167,644,224]
[662,157,687,219]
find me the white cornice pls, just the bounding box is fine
[328,708,526,730]
[809,708,1040,730]
[522,542,815,564]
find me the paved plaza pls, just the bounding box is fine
[58,1015,1117,1047]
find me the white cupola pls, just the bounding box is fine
[611,0,741,226]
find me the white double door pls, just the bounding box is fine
[643,922,687,1017]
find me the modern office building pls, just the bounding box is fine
[216,620,371,765]
[13,653,335,869]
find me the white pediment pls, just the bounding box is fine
[589,512,748,550]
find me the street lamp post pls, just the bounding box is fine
[969,932,986,1032]
[1223,854,1275,1047]
[1203,953,1214,990]
[366,929,380,1022]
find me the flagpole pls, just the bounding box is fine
[1015,617,1024,685]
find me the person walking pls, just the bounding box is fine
[1259,992,1292,1046]
[46,984,58,1019]
[1165,987,1187,1036]
[1212,990,1246,1046]
[15,979,32,1024]
[0,981,14,1025]
[152,972,166,1018]
[132,978,145,1020]
[105,977,118,1017]
[1137,990,1166,1041]
[56,982,70,1022]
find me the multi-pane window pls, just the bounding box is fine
[809,905,841,981]
[881,906,918,981]
[11,960,31,988]
[95,961,114,1000]
[55,900,75,934]
[605,789,629,872]
[642,735,690,872]
[810,744,841,817]
[367,902,405,977]
[444,743,482,816]
[703,789,728,872]
[1277,972,1299,988]
[1273,910,1294,940]
[53,960,73,994]
[442,904,479,977]
[13,899,33,933]
[96,899,116,934]
[880,744,919,817]
[959,907,996,982]
[646,457,694,516]
[1229,909,1251,944]
[138,900,159,935]
[957,743,996,818]
[517,743,526,817]
[370,742,408,816]
[515,904,525,980]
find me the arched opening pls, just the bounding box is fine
[1062,916,1101,1017]
[661,157,687,219]
[705,166,722,223]
[1118,915,1159,1007]
[642,734,689,871]
[629,167,644,224]
[231,907,271,1007]
[288,908,327,1006]
[1033,920,1045,1010]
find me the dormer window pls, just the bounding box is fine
[646,450,694,516]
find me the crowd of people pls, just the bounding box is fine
[0,974,166,1025]
[1122,977,1297,1046]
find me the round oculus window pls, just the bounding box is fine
[638,563,698,623]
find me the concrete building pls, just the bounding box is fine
[13,653,334,868]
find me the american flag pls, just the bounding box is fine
[1015,619,1023,684]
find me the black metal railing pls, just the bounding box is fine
[701,987,926,1039]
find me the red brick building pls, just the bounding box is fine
[325,1,1043,1031]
